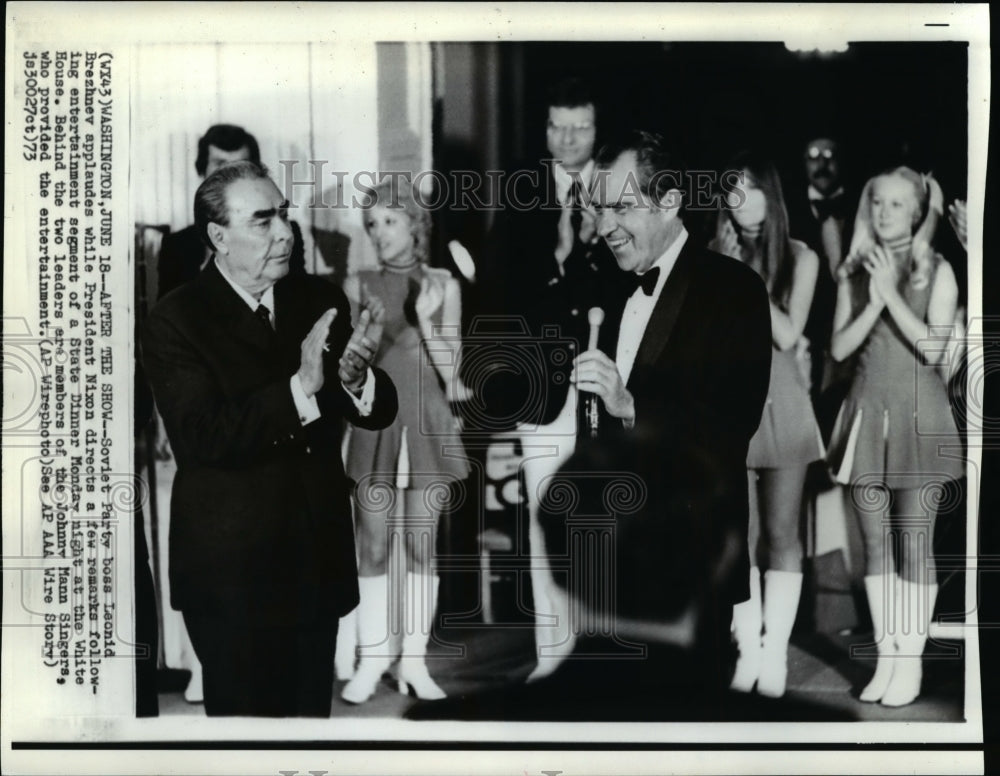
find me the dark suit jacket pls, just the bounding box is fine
[597,238,772,606]
[786,185,857,414]
[142,262,397,626]
[158,221,306,300]
[479,162,629,427]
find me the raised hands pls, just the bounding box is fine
[415,275,444,324]
[947,199,967,250]
[298,308,339,397]
[717,217,741,260]
[863,245,898,310]
[338,287,386,392]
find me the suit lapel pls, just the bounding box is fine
[632,240,696,375]
[199,261,277,353]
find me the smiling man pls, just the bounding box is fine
[572,131,772,689]
[142,161,398,716]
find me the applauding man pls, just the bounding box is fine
[142,161,397,717]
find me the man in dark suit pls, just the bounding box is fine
[482,77,627,428]
[142,161,397,716]
[572,131,772,684]
[786,136,856,428]
[476,78,629,680]
[157,124,306,300]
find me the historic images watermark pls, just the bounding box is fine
[277,159,749,213]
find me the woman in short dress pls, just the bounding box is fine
[827,166,963,707]
[711,153,823,698]
[340,179,469,704]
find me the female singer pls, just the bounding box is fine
[827,167,962,706]
[711,153,823,697]
[340,179,469,703]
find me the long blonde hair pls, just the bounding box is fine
[839,166,943,290]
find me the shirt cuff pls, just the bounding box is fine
[343,368,375,417]
[290,374,321,425]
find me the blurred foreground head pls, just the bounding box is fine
[539,424,741,634]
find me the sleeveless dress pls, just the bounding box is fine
[345,265,469,488]
[711,237,824,469]
[747,345,825,469]
[826,254,964,489]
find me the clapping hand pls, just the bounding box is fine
[947,199,967,250]
[863,245,898,310]
[298,308,339,397]
[717,217,741,260]
[338,287,385,392]
[415,275,444,324]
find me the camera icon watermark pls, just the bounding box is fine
[449,316,579,437]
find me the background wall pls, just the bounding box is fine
[132,41,389,282]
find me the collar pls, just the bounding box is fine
[808,184,845,202]
[553,158,595,204]
[214,257,276,313]
[637,226,689,300]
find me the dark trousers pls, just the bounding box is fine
[183,612,338,717]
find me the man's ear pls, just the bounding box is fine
[207,222,227,254]
[659,188,683,211]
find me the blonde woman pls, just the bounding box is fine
[340,179,469,704]
[827,167,963,707]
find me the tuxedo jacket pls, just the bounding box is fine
[596,239,772,605]
[142,262,397,626]
[157,221,306,300]
[480,162,629,427]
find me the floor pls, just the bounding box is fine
[157,624,966,723]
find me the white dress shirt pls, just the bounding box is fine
[553,159,596,268]
[214,258,374,424]
[807,184,845,220]
[553,158,595,205]
[615,227,689,387]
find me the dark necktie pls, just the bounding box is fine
[254,303,274,332]
[812,193,846,222]
[627,266,660,297]
[569,179,583,245]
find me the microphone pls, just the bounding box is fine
[584,307,604,438]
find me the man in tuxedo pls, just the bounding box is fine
[787,136,856,423]
[142,161,397,716]
[572,131,772,683]
[157,123,306,299]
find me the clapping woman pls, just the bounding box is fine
[827,167,963,706]
[711,153,823,697]
[340,179,469,704]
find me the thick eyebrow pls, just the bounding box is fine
[251,199,289,219]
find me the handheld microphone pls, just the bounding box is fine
[585,307,604,438]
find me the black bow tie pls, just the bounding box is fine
[628,267,660,297]
[811,193,846,222]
